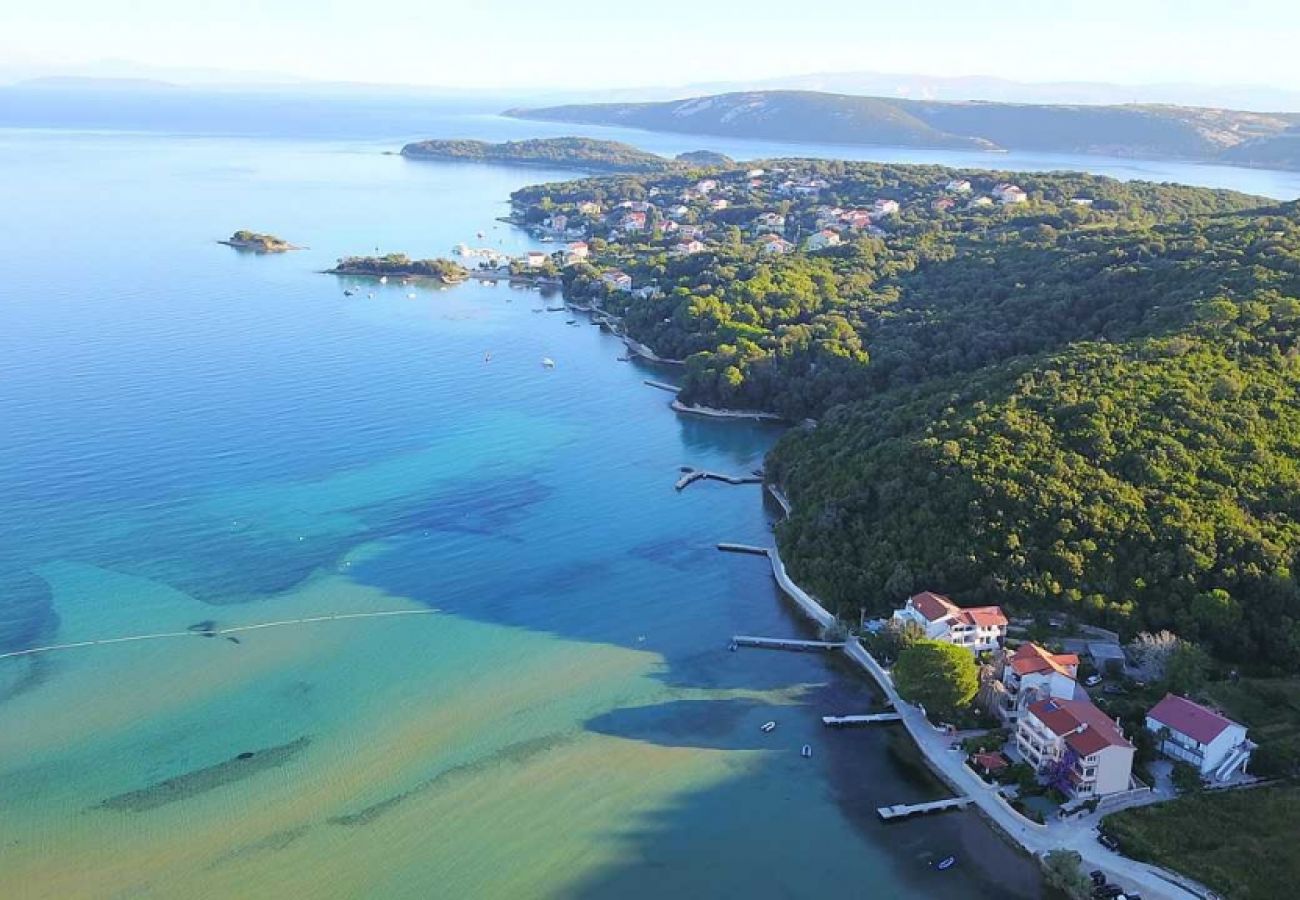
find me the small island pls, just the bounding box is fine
[218,230,297,253]
[327,253,470,284]
[400,137,732,174]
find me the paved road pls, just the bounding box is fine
[845,639,1213,900]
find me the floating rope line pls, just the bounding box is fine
[0,608,439,660]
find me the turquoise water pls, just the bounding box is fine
[0,130,1047,897]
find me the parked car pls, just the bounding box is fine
[1089,869,1106,885]
[1085,674,1103,687]
[1098,833,1120,851]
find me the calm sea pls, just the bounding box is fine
[2,99,1294,898]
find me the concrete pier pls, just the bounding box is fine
[822,713,903,727]
[732,635,844,651]
[676,469,763,491]
[877,796,972,820]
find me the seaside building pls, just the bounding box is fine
[525,251,548,268]
[993,642,1079,724]
[601,270,633,291]
[890,591,1007,653]
[1016,698,1135,799]
[564,241,590,264]
[1145,693,1255,781]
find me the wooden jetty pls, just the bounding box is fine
[877,796,972,820]
[732,635,844,651]
[821,713,904,727]
[716,543,771,556]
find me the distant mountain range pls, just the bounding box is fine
[507,91,1300,171]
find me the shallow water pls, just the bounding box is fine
[0,129,1054,898]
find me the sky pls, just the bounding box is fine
[3,0,1299,92]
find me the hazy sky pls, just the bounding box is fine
[3,0,1298,90]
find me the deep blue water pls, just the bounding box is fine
[0,126,1055,898]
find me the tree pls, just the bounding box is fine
[1041,849,1091,899]
[1172,761,1203,793]
[893,639,979,719]
[1165,642,1210,694]
[874,617,926,662]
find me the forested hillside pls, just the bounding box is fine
[511,160,1300,669]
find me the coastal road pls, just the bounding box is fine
[845,639,1211,900]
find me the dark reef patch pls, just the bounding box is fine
[98,736,311,813]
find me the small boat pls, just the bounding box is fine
[367,292,374,299]
[407,292,417,299]
[484,352,492,362]
[343,288,355,296]
[476,231,485,239]
[801,744,812,758]
[760,721,776,733]
[541,357,555,368]
[379,275,388,284]
[935,856,956,871]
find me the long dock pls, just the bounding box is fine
[676,469,763,491]
[822,713,903,727]
[732,635,844,651]
[877,796,972,820]
[643,379,681,394]
[716,543,771,556]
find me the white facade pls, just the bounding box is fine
[889,592,1007,653]
[1145,694,1253,780]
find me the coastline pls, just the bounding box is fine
[755,484,1210,900]
[671,399,784,422]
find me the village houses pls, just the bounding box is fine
[1015,698,1135,799]
[871,198,901,216]
[750,212,786,234]
[600,270,633,291]
[993,642,1079,724]
[757,233,794,255]
[524,250,548,268]
[992,183,1029,204]
[1145,693,1255,781]
[804,229,842,251]
[564,241,589,264]
[945,178,973,193]
[673,238,706,256]
[890,591,1007,653]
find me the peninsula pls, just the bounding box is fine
[399,137,731,174]
[506,90,1300,170]
[218,230,296,252]
[327,253,470,284]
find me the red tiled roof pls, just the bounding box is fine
[909,591,958,622]
[1009,642,1078,678]
[1147,693,1238,745]
[972,751,1009,771]
[957,606,1009,628]
[1028,698,1131,755]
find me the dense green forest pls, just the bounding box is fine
[399,137,678,173]
[758,204,1300,671]
[329,253,469,283]
[509,90,1300,169]
[512,160,1300,670]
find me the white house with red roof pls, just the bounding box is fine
[1016,698,1135,798]
[757,234,794,255]
[992,183,1028,205]
[600,270,633,292]
[564,241,590,264]
[1145,693,1254,781]
[891,591,1008,653]
[804,229,842,251]
[996,642,1079,723]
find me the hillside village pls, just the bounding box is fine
[504,161,1043,296]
